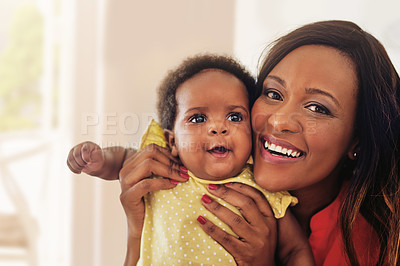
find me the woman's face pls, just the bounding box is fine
[252,45,358,193]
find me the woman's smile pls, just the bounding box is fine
[252,45,358,192]
[262,135,305,159]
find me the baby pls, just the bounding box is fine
[68,54,310,265]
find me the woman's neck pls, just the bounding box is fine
[289,169,343,236]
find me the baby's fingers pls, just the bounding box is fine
[67,148,83,174]
[81,143,103,164]
[72,145,86,167]
[67,157,81,173]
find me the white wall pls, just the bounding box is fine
[234,0,400,74]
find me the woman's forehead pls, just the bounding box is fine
[266,45,358,94]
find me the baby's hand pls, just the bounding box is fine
[67,141,105,175]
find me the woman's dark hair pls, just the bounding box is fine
[258,20,400,265]
[157,54,256,130]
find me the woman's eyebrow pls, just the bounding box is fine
[266,75,341,107]
[305,87,341,107]
[266,75,286,86]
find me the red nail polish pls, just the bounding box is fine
[179,166,188,172]
[197,215,206,225]
[225,182,233,186]
[179,172,190,179]
[201,194,213,204]
[170,179,179,185]
[208,184,219,190]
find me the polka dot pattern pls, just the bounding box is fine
[137,166,297,265]
[137,120,297,265]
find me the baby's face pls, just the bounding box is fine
[170,69,252,181]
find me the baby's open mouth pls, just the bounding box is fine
[207,146,230,154]
[263,139,304,158]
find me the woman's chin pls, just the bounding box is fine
[253,171,289,192]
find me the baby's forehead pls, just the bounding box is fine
[177,69,250,96]
[175,85,250,118]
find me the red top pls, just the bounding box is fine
[308,183,380,266]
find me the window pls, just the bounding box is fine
[0,1,72,265]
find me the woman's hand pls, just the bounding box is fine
[118,144,189,265]
[119,143,189,236]
[197,183,277,266]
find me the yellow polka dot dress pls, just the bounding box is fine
[137,120,297,265]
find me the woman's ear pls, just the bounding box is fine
[163,129,179,157]
[347,139,360,160]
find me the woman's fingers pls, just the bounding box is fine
[120,158,188,190]
[198,184,277,265]
[120,177,178,238]
[123,144,180,170]
[197,209,275,266]
[206,184,274,228]
[122,177,177,200]
[120,178,177,207]
[225,182,274,218]
[118,144,184,239]
[120,144,188,189]
[196,215,244,254]
[200,194,254,240]
[118,143,187,194]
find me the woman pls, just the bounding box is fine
[119,20,400,265]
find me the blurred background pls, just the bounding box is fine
[0,0,399,265]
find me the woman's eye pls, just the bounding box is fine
[264,90,283,101]
[227,113,243,122]
[306,104,331,115]
[189,114,207,123]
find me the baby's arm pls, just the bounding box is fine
[67,141,135,180]
[277,210,315,265]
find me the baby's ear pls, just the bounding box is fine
[163,129,178,157]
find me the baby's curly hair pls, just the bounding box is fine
[157,54,256,130]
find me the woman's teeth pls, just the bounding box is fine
[264,141,302,158]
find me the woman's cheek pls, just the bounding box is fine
[251,109,268,135]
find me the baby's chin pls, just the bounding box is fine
[193,169,238,181]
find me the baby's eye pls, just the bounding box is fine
[264,89,283,101]
[189,114,207,123]
[306,104,331,115]
[227,113,243,122]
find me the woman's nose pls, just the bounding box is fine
[268,110,302,134]
[208,121,228,135]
